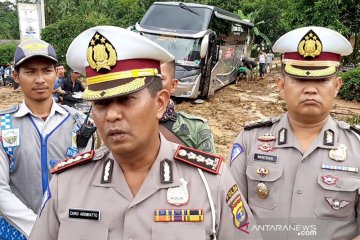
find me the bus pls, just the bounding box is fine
[133,2,254,99]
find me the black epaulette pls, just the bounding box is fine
[337,121,360,137]
[244,116,281,131]
[350,125,360,135]
[51,150,95,174]
[174,145,223,174]
[0,105,19,115]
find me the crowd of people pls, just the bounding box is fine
[237,50,275,82]
[0,25,359,240]
[0,63,20,90]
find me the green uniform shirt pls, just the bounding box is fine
[172,112,216,154]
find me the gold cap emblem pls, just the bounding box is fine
[298,30,322,58]
[87,32,117,72]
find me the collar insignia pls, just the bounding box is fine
[101,159,114,183]
[278,128,287,145]
[324,129,334,146]
[87,31,117,72]
[160,159,173,184]
[298,30,322,58]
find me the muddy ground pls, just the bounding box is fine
[1,70,359,160]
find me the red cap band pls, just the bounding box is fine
[86,59,160,77]
[284,52,341,62]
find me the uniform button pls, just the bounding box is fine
[296,190,302,194]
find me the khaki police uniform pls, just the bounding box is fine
[228,26,358,240]
[30,26,263,240]
[229,114,360,239]
[30,135,262,240]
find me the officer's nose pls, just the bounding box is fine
[105,103,123,122]
[303,81,318,95]
[34,72,46,84]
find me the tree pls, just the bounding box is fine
[41,13,112,64]
[0,1,19,39]
[285,0,360,63]
[0,44,17,65]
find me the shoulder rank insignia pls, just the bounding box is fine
[244,116,281,131]
[51,150,95,174]
[174,145,222,174]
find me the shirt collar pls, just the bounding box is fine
[14,99,68,118]
[274,114,338,149]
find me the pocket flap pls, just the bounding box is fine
[246,165,283,182]
[58,220,108,240]
[317,174,360,192]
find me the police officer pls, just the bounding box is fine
[30,26,263,240]
[228,26,360,240]
[159,60,216,153]
[0,39,94,238]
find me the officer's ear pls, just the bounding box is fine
[155,89,170,120]
[13,70,20,83]
[170,79,178,94]
[276,75,285,97]
[334,76,343,97]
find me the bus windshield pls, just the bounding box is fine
[140,4,212,32]
[142,33,202,67]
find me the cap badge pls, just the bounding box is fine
[298,30,322,58]
[87,32,117,72]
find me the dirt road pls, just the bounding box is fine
[1,70,359,160]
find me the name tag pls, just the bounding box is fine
[254,153,277,163]
[69,209,100,221]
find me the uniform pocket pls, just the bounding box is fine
[246,164,283,210]
[315,174,360,219]
[58,220,108,240]
[152,224,206,240]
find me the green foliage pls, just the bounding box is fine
[338,67,360,102]
[0,44,17,66]
[41,14,112,64]
[0,2,19,39]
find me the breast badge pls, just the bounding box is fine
[256,168,270,178]
[256,182,269,199]
[167,178,189,206]
[258,143,273,152]
[321,175,338,185]
[329,143,347,162]
[325,197,350,210]
[257,133,276,142]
